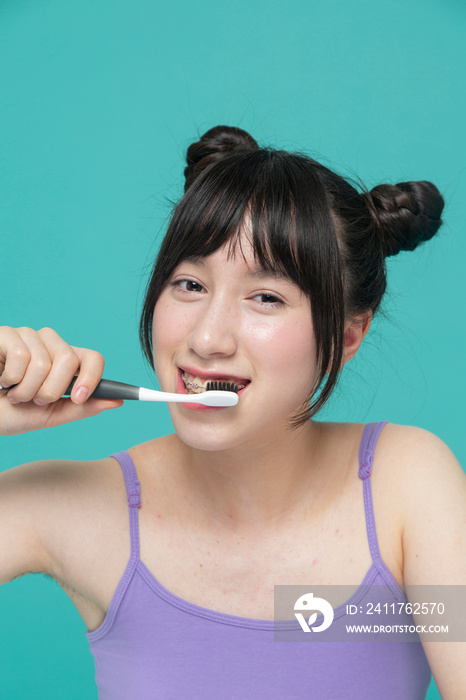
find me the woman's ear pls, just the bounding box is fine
[341,312,372,367]
[325,312,372,374]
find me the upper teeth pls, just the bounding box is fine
[182,375,205,393]
[182,372,210,393]
[182,371,245,393]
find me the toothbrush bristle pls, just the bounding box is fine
[205,380,239,393]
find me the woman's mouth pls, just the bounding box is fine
[180,369,249,395]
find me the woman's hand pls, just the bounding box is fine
[0,326,123,436]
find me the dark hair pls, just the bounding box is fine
[139,126,445,427]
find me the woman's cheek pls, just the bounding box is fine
[153,299,186,346]
[151,301,182,373]
[246,317,316,372]
[245,316,280,343]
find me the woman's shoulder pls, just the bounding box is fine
[364,422,465,571]
[370,421,462,482]
[0,454,118,500]
[322,419,460,467]
[327,421,465,583]
[381,422,465,513]
[318,419,463,504]
[0,452,130,584]
[0,439,160,535]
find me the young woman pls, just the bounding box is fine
[1,126,465,699]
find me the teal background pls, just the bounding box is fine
[1,0,464,697]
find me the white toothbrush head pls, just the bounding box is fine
[198,390,239,407]
[137,386,239,406]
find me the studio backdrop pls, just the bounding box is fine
[1,0,464,698]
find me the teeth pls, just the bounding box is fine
[182,372,208,394]
[181,371,246,394]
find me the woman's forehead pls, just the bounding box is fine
[181,229,293,281]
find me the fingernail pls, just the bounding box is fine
[74,386,89,403]
[8,396,20,404]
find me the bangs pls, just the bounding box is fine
[162,149,338,296]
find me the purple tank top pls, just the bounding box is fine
[87,422,431,699]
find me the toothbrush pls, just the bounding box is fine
[65,377,239,407]
[0,377,239,407]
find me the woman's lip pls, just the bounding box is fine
[179,365,251,385]
[176,367,248,411]
[175,368,235,412]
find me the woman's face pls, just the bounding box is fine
[152,232,319,452]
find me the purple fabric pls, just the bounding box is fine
[87,422,431,699]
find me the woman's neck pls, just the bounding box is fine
[171,420,339,532]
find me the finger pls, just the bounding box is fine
[0,326,33,390]
[34,328,106,406]
[29,328,81,405]
[1,327,52,403]
[66,346,106,404]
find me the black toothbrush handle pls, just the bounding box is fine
[1,377,143,400]
[64,377,140,400]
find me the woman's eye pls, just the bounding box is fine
[174,279,204,293]
[253,293,283,306]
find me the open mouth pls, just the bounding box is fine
[180,369,250,395]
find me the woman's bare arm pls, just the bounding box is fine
[400,426,466,699]
[0,460,66,585]
[0,325,123,585]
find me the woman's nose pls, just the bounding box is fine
[187,298,238,358]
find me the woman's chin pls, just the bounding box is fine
[168,409,290,454]
[171,422,244,452]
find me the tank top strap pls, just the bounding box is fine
[358,421,389,564]
[109,451,141,560]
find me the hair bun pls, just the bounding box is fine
[184,126,259,192]
[364,181,445,257]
